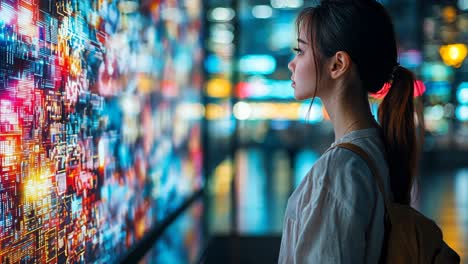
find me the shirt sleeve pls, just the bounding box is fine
[293,184,368,263]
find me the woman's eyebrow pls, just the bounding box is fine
[297,38,308,44]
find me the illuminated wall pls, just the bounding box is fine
[0,0,204,263]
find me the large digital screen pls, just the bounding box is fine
[0,0,204,263]
[139,198,204,264]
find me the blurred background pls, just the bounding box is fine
[202,0,468,263]
[0,0,466,263]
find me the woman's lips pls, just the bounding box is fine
[291,81,296,88]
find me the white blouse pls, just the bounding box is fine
[278,128,393,264]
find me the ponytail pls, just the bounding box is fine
[378,66,417,205]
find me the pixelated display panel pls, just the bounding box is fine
[0,0,204,263]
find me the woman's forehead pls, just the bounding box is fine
[298,23,310,42]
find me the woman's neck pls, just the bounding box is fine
[322,90,379,141]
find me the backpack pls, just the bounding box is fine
[336,142,460,264]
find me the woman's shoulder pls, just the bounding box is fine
[313,138,386,216]
[319,144,376,184]
[323,128,388,179]
[288,131,389,219]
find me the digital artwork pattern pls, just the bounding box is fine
[0,0,204,262]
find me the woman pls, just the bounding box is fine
[279,1,418,263]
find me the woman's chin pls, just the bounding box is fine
[294,89,315,101]
[294,92,306,101]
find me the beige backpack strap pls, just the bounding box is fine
[335,142,391,212]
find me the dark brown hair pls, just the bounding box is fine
[297,0,417,204]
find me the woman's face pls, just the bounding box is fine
[288,28,319,100]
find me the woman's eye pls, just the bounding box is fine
[293,48,303,55]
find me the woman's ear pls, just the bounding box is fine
[329,51,352,80]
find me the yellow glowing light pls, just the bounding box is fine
[439,44,468,68]
[450,46,460,59]
[235,102,303,120]
[137,75,155,94]
[24,181,42,201]
[206,78,232,98]
[442,6,457,23]
[211,159,233,195]
[205,103,229,120]
[437,186,464,261]
[70,49,83,77]
[136,218,146,239]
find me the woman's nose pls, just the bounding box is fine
[288,60,294,72]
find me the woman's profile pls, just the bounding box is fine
[279,0,418,262]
